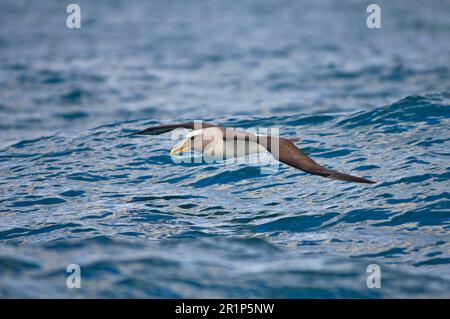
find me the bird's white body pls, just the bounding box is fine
[203,138,265,159]
[188,128,265,160]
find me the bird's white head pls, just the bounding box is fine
[169,129,204,156]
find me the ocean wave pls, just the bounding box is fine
[337,93,450,129]
[0,93,449,297]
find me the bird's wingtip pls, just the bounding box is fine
[326,170,376,184]
[128,131,145,137]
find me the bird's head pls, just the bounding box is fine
[169,129,204,156]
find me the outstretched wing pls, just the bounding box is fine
[222,128,375,184]
[275,138,375,183]
[132,121,217,135]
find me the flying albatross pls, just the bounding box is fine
[133,121,375,184]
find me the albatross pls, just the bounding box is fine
[133,121,375,184]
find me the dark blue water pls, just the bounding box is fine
[1,0,450,298]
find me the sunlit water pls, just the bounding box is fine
[0,0,450,298]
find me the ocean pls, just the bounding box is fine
[0,0,449,298]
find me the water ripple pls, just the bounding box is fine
[1,93,449,297]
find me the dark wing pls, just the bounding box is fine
[132,121,217,135]
[275,138,375,183]
[222,128,375,184]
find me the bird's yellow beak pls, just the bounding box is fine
[170,138,190,157]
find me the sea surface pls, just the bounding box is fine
[0,0,450,298]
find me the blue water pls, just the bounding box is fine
[1,0,450,298]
